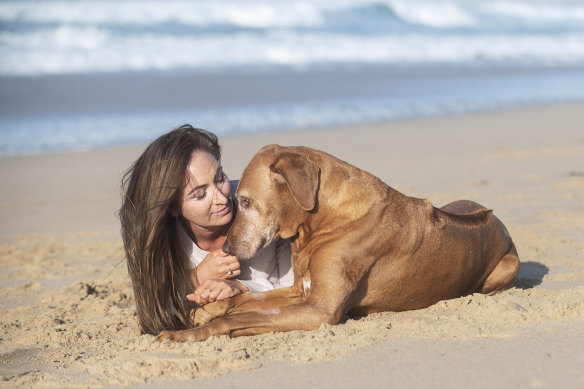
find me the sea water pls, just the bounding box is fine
[1,0,584,155]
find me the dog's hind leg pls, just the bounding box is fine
[443,200,519,295]
[478,244,520,295]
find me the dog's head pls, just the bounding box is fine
[223,145,320,259]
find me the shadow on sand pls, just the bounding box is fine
[516,261,549,289]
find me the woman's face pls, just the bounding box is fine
[178,150,233,234]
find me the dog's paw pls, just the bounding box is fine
[156,330,179,342]
[190,306,215,327]
[156,329,206,343]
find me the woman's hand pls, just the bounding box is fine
[187,279,250,305]
[194,249,241,285]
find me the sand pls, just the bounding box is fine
[1,103,583,388]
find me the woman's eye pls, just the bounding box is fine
[194,191,206,200]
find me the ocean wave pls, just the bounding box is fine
[2,0,584,76]
[0,0,323,28]
[3,0,584,29]
[0,1,475,35]
[2,29,584,76]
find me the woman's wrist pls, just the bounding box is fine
[193,263,211,286]
[190,267,200,289]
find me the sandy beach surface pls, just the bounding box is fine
[1,103,583,388]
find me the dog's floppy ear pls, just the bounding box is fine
[270,151,320,211]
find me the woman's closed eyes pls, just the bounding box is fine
[191,170,227,201]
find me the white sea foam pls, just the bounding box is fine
[3,29,584,76]
[486,1,584,25]
[4,0,584,29]
[0,0,323,28]
[388,1,477,28]
[2,0,584,76]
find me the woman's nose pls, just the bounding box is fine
[213,183,229,203]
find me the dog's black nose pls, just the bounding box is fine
[222,241,232,255]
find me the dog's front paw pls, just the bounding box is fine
[155,330,176,342]
[190,306,215,327]
[156,328,208,343]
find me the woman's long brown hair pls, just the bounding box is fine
[119,125,221,335]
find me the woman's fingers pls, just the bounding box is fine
[203,281,230,303]
[208,286,222,302]
[200,293,210,305]
[220,256,240,279]
[228,260,240,270]
[224,269,240,279]
[216,288,232,301]
[221,255,238,266]
[193,280,224,304]
[198,288,209,305]
[192,284,211,305]
[188,279,246,304]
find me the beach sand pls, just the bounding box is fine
[1,103,583,388]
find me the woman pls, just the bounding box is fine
[120,125,293,335]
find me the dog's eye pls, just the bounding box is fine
[239,196,250,209]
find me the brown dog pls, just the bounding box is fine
[157,145,519,342]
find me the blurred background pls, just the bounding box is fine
[2,0,584,155]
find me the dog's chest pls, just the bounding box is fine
[302,270,311,297]
[291,249,311,297]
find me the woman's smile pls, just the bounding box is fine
[213,204,231,217]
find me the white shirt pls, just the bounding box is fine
[176,194,294,293]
